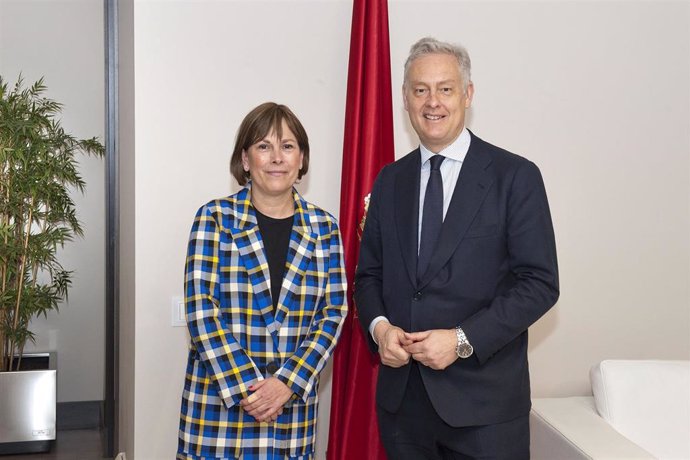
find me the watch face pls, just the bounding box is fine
[456,343,473,359]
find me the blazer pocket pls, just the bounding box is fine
[464,224,498,239]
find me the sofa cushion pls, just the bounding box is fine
[590,360,690,460]
[531,396,654,459]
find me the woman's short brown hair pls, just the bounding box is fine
[230,102,310,186]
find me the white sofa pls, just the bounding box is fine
[530,360,690,459]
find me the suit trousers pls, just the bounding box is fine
[376,362,529,460]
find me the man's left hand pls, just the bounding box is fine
[240,377,293,423]
[403,329,458,370]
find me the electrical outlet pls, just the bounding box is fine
[171,296,185,327]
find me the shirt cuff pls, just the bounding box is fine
[369,316,389,345]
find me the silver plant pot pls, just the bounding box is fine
[0,352,57,454]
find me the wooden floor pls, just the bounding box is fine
[1,429,110,460]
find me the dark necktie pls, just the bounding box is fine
[418,154,445,280]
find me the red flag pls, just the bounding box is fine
[327,0,394,458]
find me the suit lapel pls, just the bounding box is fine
[230,186,278,335]
[394,150,422,287]
[418,136,494,288]
[273,192,317,329]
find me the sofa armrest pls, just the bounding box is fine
[531,397,655,460]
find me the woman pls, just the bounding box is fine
[177,102,347,459]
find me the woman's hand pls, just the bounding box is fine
[240,377,293,423]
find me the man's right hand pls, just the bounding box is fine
[374,321,412,368]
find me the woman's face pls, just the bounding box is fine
[242,120,304,200]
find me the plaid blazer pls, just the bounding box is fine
[177,185,347,459]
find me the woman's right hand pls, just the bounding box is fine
[240,377,293,422]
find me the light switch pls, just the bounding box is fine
[171,296,186,327]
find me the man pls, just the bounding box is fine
[355,37,559,459]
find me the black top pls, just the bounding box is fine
[255,208,294,310]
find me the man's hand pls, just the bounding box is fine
[404,329,458,370]
[374,321,413,368]
[240,377,293,423]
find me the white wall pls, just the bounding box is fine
[0,0,105,403]
[388,0,690,398]
[126,1,351,458]
[120,1,689,458]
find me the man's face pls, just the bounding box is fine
[403,53,474,153]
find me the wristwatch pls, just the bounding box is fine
[455,326,474,359]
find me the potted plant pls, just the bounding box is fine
[0,75,104,454]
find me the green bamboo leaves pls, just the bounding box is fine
[0,75,104,371]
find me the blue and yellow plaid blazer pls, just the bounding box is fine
[177,185,347,459]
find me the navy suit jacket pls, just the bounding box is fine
[355,131,559,427]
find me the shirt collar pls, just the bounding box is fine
[419,127,471,165]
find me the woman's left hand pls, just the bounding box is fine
[240,377,294,423]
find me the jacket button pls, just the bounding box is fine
[413,291,422,301]
[266,362,279,374]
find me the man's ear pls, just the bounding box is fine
[402,84,409,111]
[465,82,475,108]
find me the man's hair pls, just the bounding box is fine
[230,102,310,186]
[404,37,472,92]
